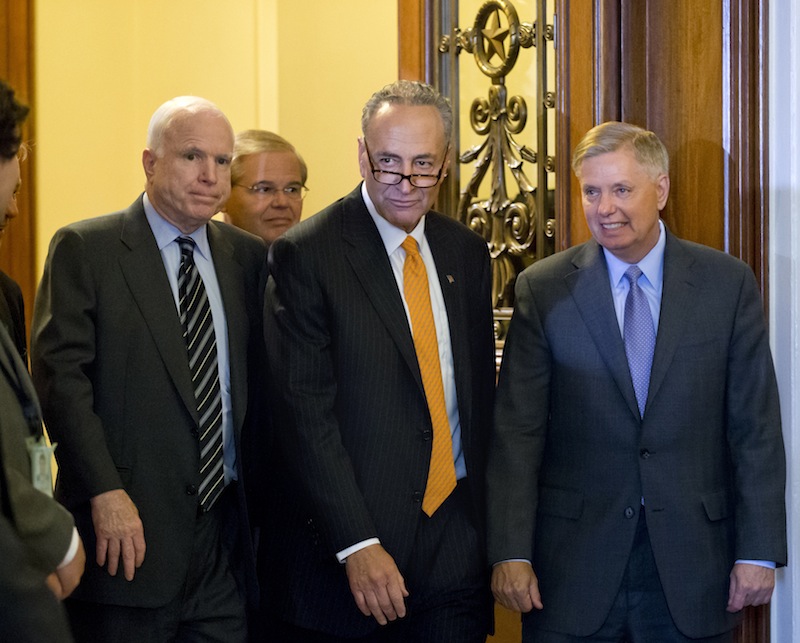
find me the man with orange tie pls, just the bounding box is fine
[260,80,496,641]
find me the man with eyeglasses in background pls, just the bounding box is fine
[258,80,496,642]
[222,130,307,246]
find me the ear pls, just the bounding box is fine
[142,148,156,182]
[655,173,670,210]
[357,137,367,179]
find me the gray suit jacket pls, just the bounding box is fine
[31,196,267,608]
[487,230,786,638]
[261,186,496,636]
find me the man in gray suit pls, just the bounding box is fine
[260,80,495,641]
[488,122,786,642]
[32,96,266,641]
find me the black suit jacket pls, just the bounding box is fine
[261,186,496,636]
[487,230,787,638]
[0,270,27,363]
[31,196,267,608]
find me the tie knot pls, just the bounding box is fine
[624,265,643,286]
[401,236,420,257]
[177,236,196,257]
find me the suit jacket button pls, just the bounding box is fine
[640,449,651,459]
[191,428,199,438]
[412,491,423,503]
[185,484,198,496]
[624,506,636,519]
[421,429,432,441]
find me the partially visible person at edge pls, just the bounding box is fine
[222,129,307,246]
[0,77,86,643]
[487,120,787,643]
[0,99,28,364]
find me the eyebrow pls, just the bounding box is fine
[372,149,437,162]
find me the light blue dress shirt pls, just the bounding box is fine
[143,194,237,484]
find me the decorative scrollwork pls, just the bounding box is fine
[445,0,556,312]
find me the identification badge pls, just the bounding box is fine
[26,435,56,497]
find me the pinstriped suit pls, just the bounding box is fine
[260,185,496,639]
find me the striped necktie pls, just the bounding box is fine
[177,236,225,511]
[401,235,456,516]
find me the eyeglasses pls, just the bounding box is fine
[363,140,447,188]
[233,183,308,201]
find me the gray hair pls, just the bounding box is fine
[361,80,453,143]
[146,96,231,156]
[572,121,669,180]
[231,130,307,186]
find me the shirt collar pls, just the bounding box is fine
[603,220,666,289]
[360,182,426,255]
[143,193,211,259]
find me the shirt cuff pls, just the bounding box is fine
[57,527,80,569]
[735,559,776,569]
[493,558,532,567]
[336,538,381,564]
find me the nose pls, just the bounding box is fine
[6,194,19,219]
[596,191,615,216]
[271,189,290,207]
[199,158,220,184]
[395,174,415,193]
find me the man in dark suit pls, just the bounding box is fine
[488,121,787,642]
[0,77,84,641]
[31,96,266,642]
[260,80,496,641]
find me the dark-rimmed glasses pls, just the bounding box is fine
[363,140,447,188]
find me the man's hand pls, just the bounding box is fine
[90,489,146,581]
[727,563,775,612]
[345,544,409,625]
[46,534,86,599]
[491,561,543,613]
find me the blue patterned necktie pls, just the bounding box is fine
[623,265,656,418]
[177,237,225,511]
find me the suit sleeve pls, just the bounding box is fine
[725,267,787,565]
[31,228,124,504]
[0,511,74,642]
[486,270,550,564]
[265,236,377,554]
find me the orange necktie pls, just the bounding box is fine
[401,236,456,516]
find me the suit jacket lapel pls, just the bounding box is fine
[567,241,641,419]
[117,198,197,420]
[647,232,697,408]
[207,223,248,436]
[340,188,422,391]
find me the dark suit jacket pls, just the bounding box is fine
[31,196,267,608]
[0,510,73,643]
[0,323,74,573]
[0,270,27,363]
[487,230,787,639]
[261,186,496,637]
